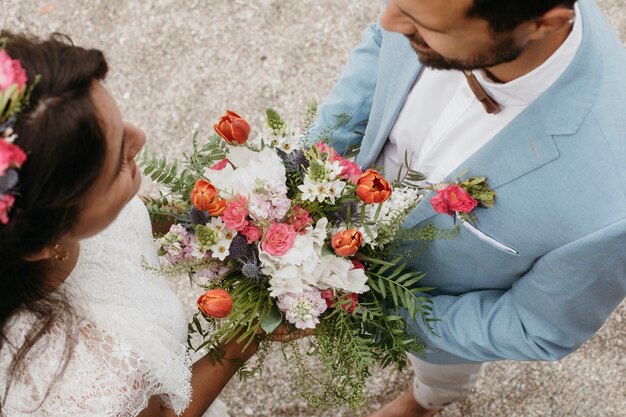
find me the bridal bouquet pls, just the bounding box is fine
[140,108,444,411]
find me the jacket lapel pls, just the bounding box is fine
[356,32,422,168]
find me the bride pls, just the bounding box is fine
[0,32,266,417]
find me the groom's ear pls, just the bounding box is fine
[524,6,575,42]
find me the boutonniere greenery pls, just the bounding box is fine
[429,173,496,223]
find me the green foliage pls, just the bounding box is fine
[188,276,274,356]
[137,133,227,222]
[459,176,496,208]
[394,150,427,188]
[301,100,319,133]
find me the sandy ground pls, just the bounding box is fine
[2,0,625,416]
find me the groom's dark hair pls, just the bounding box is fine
[467,0,577,33]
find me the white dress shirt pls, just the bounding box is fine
[381,4,582,184]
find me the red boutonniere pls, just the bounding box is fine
[429,176,496,223]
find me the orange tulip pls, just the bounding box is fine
[214,110,251,145]
[197,289,233,318]
[356,169,392,204]
[331,229,363,257]
[190,179,227,216]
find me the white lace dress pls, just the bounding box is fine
[0,197,230,417]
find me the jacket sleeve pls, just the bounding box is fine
[307,18,383,156]
[403,218,626,363]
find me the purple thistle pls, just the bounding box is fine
[189,206,209,224]
[228,234,253,261]
[336,201,359,224]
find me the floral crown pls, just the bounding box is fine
[0,38,37,225]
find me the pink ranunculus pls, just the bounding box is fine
[288,205,313,234]
[0,140,27,176]
[431,185,478,215]
[0,194,16,225]
[0,50,27,92]
[351,259,365,270]
[261,222,297,256]
[320,289,334,308]
[240,221,262,244]
[209,158,230,170]
[335,155,363,183]
[220,195,248,231]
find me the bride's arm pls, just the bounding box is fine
[138,338,258,417]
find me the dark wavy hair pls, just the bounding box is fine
[467,0,577,33]
[0,31,108,412]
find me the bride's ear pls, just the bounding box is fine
[23,245,56,262]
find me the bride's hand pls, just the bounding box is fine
[220,324,314,364]
[266,324,315,342]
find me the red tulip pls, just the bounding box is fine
[197,289,233,318]
[190,179,227,216]
[356,169,392,204]
[331,229,363,257]
[214,110,251,145]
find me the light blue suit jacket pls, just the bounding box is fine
[311,0,626,364]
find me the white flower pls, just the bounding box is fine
[298,176,346,204]
[271,133,304,154]
[204,147,286,197]
[298,176,321,202]
[260,219,328,296]
[209,238,231,261]
[324,159,344,181]
[314,254,369,294]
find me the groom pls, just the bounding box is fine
[310,0,626,416]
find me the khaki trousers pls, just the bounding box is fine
[409,354,483,410]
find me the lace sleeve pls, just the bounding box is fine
[2,317,181,417]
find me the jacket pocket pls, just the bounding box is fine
[457,214,519,255]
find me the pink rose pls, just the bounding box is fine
[240,221,262,244]
[288,205,312,234]
[431,185,478,215]
[0,50,27,92]
[261,222,297,256]
[0,194,15,225]
[220,195,248,231]
[210,158,230,170]
[0,140,27,176]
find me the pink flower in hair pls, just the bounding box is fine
[0,50,27,92]
[0,194,15,225]
[0,140,27,176]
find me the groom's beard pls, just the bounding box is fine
[406,33,524,71]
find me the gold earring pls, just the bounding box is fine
[53,243,69,262]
